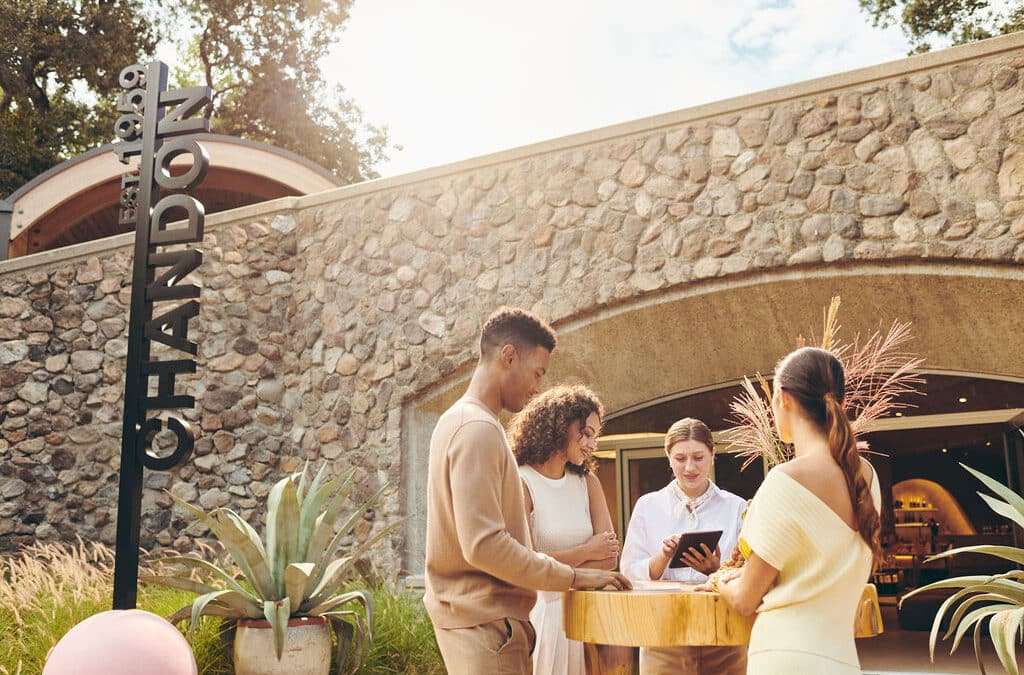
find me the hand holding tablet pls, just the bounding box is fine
[667,529,723,571]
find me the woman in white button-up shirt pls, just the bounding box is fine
[620,417,747,675]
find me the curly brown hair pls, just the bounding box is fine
[508,385,605,475]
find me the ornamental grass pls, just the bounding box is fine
[0,539,231,675]
[724,294,925,469]
[0,539,442,675]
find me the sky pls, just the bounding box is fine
[327,1,913,178]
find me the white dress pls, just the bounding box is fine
[520,465,593,675]
[740,467,882,674]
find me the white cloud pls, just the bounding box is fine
[731,6,791,51]
[327,1,910,177]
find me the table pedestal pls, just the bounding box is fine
[563,582,883,675]
[582,645,635,675]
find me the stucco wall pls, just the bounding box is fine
[3,34,1024,574]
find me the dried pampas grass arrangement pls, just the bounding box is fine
[703,296,925,592]
[723,295,925,470]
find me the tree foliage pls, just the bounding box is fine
[860,0,1024,54]
[169,0,387,185]
[0,0,387,198]
[0,0,155,196]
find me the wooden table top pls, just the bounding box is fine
[563,581,882,647]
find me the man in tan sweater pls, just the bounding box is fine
[425,307,630,674]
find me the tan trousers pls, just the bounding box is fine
[640,645,747,675]
[434,617,536,675]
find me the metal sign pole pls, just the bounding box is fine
[111,61,211,609]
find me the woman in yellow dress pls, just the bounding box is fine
[716,347,881,674]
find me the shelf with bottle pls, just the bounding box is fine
[892,498,934,510]
[893,507,938,512]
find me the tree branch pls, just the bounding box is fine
[208,82,241,108]
[199,24,215,119]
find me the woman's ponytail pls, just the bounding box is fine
[824,392,880,562]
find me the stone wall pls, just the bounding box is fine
[3,34,1024,575]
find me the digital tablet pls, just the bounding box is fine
[667,529,723,569]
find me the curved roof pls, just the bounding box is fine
[4,134,342,258]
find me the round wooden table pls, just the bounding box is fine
[563,581,883,674]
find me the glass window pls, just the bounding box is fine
[626,454,672,520]
[714,452,764,500]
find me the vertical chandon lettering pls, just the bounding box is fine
[144,300,200,354]
[146,249,202,302]
[142,359,197,411]
[154,138,210,191]
[149,193,205,245]
[157,86,211,138]
[111,61,210,610]
[136,417,195,472]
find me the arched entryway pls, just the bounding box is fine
[403,260,1024,576]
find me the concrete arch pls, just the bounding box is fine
[4,134,341,259]
[413,260,1024,419]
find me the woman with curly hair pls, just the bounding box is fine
[509,384,619,675]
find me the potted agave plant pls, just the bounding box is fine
[143,465,394,675]
[900,462,1024,675]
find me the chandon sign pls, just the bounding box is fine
[111,61,211,609]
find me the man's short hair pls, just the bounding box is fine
[479,307,557,359]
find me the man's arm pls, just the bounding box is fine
[449,422,574,591]
[520,477,538,549]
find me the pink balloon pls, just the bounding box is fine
[43,609,198,675]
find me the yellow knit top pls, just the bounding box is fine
[739,466,881,670]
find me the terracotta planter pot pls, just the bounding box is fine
[233,615,331,675]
